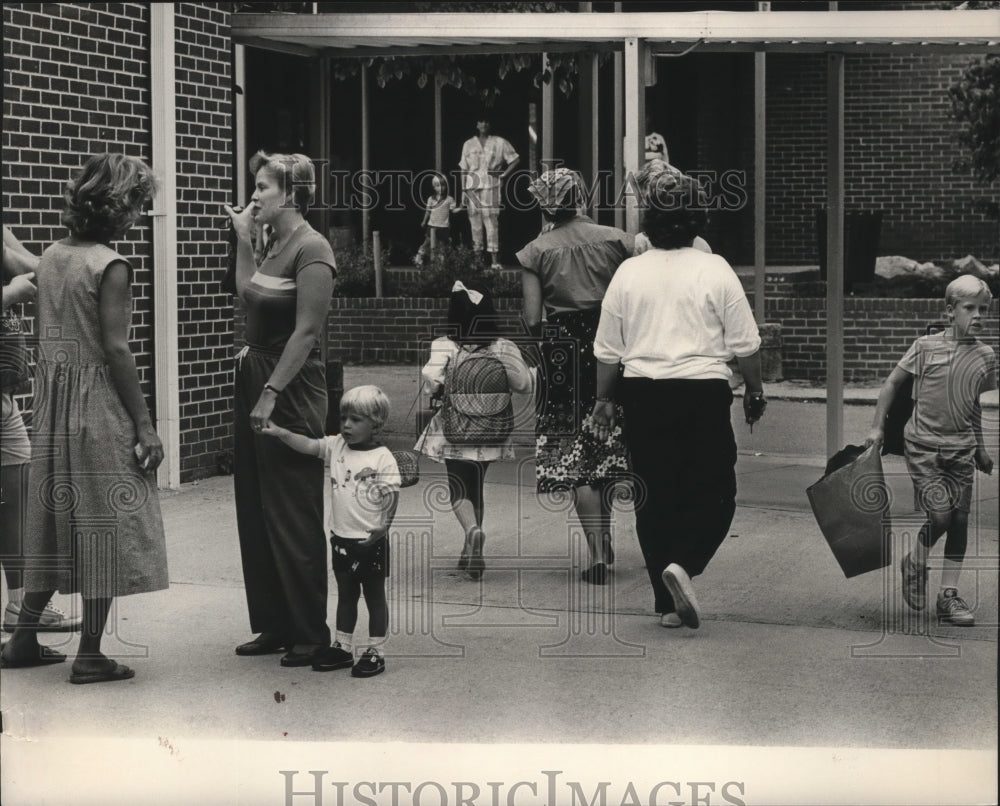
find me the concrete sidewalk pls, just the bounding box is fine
[2,366,997,806]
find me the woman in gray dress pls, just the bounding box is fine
[0,153,167,683]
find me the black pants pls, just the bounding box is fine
[233,346,331,647]
[620,378,738,614]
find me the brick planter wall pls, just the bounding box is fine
[327,297,526,365]
[751,296,1000,383]
[329,296,999,386]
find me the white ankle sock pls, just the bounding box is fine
[335,632,353,651]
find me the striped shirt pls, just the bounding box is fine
[243,223,336,351]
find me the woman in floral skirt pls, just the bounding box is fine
[516,169,634,585]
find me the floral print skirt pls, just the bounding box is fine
[535,309,629,493]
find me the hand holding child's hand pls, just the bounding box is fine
[864,427,884,449]
[258,419,281,436]
[975,447,994,475]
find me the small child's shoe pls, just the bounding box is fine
[900,553,928,612]
[936,588,975,626]
[351,648,385,678]
[659,612,683,628]
[311,642,354,672]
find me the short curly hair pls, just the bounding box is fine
[248,151,316,214]
[62,154,158,242]
[641,172,709,250]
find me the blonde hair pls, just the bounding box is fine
[945,274,993,307]
[248,151,316,214]
[340,385,390,430]
[62,153,158,241]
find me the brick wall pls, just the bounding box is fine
[693,47,997,267]
[174,2,236,481]
[763,51,997,266]
[3,2,235,482]
[3,2,155,396]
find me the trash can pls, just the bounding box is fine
[325,358,344,435]
[815,209,883,293]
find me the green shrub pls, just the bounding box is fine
[411,242,522,298]
[333,243,398,297]
[334,241,522,299]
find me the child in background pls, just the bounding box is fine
[263,385,400,677]
[414,280,531,580]
[865,274,996,626]
[413,172,457,267]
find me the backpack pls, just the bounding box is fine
[440,347,514,446]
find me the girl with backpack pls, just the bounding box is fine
[414,280,532,580]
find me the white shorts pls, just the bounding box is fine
[1,392,31,467]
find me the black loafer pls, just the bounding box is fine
[280,647,325,667]
[235,634,289,656]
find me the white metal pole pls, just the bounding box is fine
[613,1,624,231]
[542,52,554,170]
[826,52,845,459]
[373,230,383,298]
[754,49,767,323]
[234,44,247,204]
[149,3,180,490]
[361,64,370,252]
[754,2,769,324]
[623,37,644,234]
[434,76,443,175]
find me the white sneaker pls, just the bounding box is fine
[659,612,683,628]
[661,563,701,629]
[3,601,83,632]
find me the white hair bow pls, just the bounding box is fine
[452,280,483,305]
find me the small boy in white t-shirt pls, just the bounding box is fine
[263,385,400,677]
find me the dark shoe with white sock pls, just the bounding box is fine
[936,588,974,626]
[351,648,385,678]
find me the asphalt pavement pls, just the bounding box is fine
[2,366,997,806]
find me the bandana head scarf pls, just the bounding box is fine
[528,168,584,216]
[644,170,708,212]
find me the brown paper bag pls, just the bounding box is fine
[806,444,892,578]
